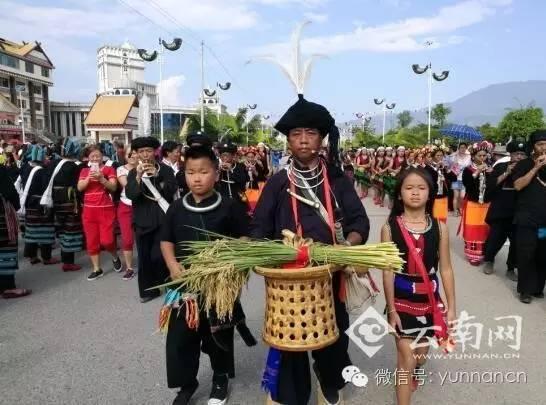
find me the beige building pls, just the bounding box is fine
[0,38,54,142]
[84,95,139,144]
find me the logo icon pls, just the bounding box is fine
[345,306,394,358]
[342,365,369,388]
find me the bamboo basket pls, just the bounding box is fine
[254,264,340,352]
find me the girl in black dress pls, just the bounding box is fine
[381,167,456,405]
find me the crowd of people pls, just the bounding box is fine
[1,106,545,405]
[340,133,546,304]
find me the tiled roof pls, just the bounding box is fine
[85,95,138,126]
[0,93,19,114]
[0,38,54,68]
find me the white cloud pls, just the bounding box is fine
[158,75,186,106]
[303,12,329,23]
[252,0,327,6]
[380,0,411,8]
[128,0,259,32]
[1,1,138,39]
[252,0,512,55]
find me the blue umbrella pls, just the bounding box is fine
[440,124,483,142]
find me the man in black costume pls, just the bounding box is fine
[125,136,177,303]
[483,139,527,279]
[512,130,546,303]
[250,95,370,405]
[217,141,249,210]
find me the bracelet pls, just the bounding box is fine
[387,309,397,314]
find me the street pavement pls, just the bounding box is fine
[1,199,545,405]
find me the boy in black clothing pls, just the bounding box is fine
[160,146,250,405]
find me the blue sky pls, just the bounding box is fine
[2,0,545,123]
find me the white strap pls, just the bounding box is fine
[40,159,68,208]
[18,166,43,214]
[141,177,169,214]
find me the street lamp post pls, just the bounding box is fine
[203,81,231,131]
[374,99,396,144]
[16,84,26,144]
[412,47,449,144]
[138,37,182,144]
[245,104,257,146]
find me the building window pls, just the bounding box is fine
[0,53,19,69]
[36,119,43,130]
[41,66,50,77]
[0,77,8,88]
[34,102,42,111]
[25,61,34,73]
[17,99,27,109]
[33,86,42,95]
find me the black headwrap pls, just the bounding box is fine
[275,94,341,171]
[506,138,527,154]
[527,129,546,152]
[218,141,237,154]
[131,136,161,151]
[186,131,212,148]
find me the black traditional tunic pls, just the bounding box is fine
[50,159,84,263]
[217,162,249,209]
[20,163,55,260]
[125,163,177,299]
[511,158,546,296]
[160,194,250,390]
[425,163,449,198]
[483,161,517,267]
[250,164,370,405]
[0,165,20,292]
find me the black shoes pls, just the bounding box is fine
[113,257,123,273]
[172,384,198,405]
[533,292,545,299]
[87,269,104,281]
[140,294,159,303]
[519,293,532,304]
[506,269,518,282]
[483,262,494,275]
[208,375,228,405]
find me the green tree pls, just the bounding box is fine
[431,103,452,128]
[397,110,413,129]
[186,108,220,142]
[497,107,545,143]
[477,123,502,143]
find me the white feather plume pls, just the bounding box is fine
[247,21,327,95]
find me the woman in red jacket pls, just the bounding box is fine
[77,145,121,280]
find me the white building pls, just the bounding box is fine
[50,101,92,139]
[97,41,157,106]
[0,37,54,142]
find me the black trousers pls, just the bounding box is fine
[166,304,234,390]
[61,251,75,264]
[0,275,16,292]
[135,229,169,299]
[484,219,516,269]
[516,226,546,295]
[24,243,52,260]
[276,274,351,405]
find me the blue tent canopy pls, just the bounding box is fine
[440,125,483,142]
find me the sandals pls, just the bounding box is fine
[2,288,32,299]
